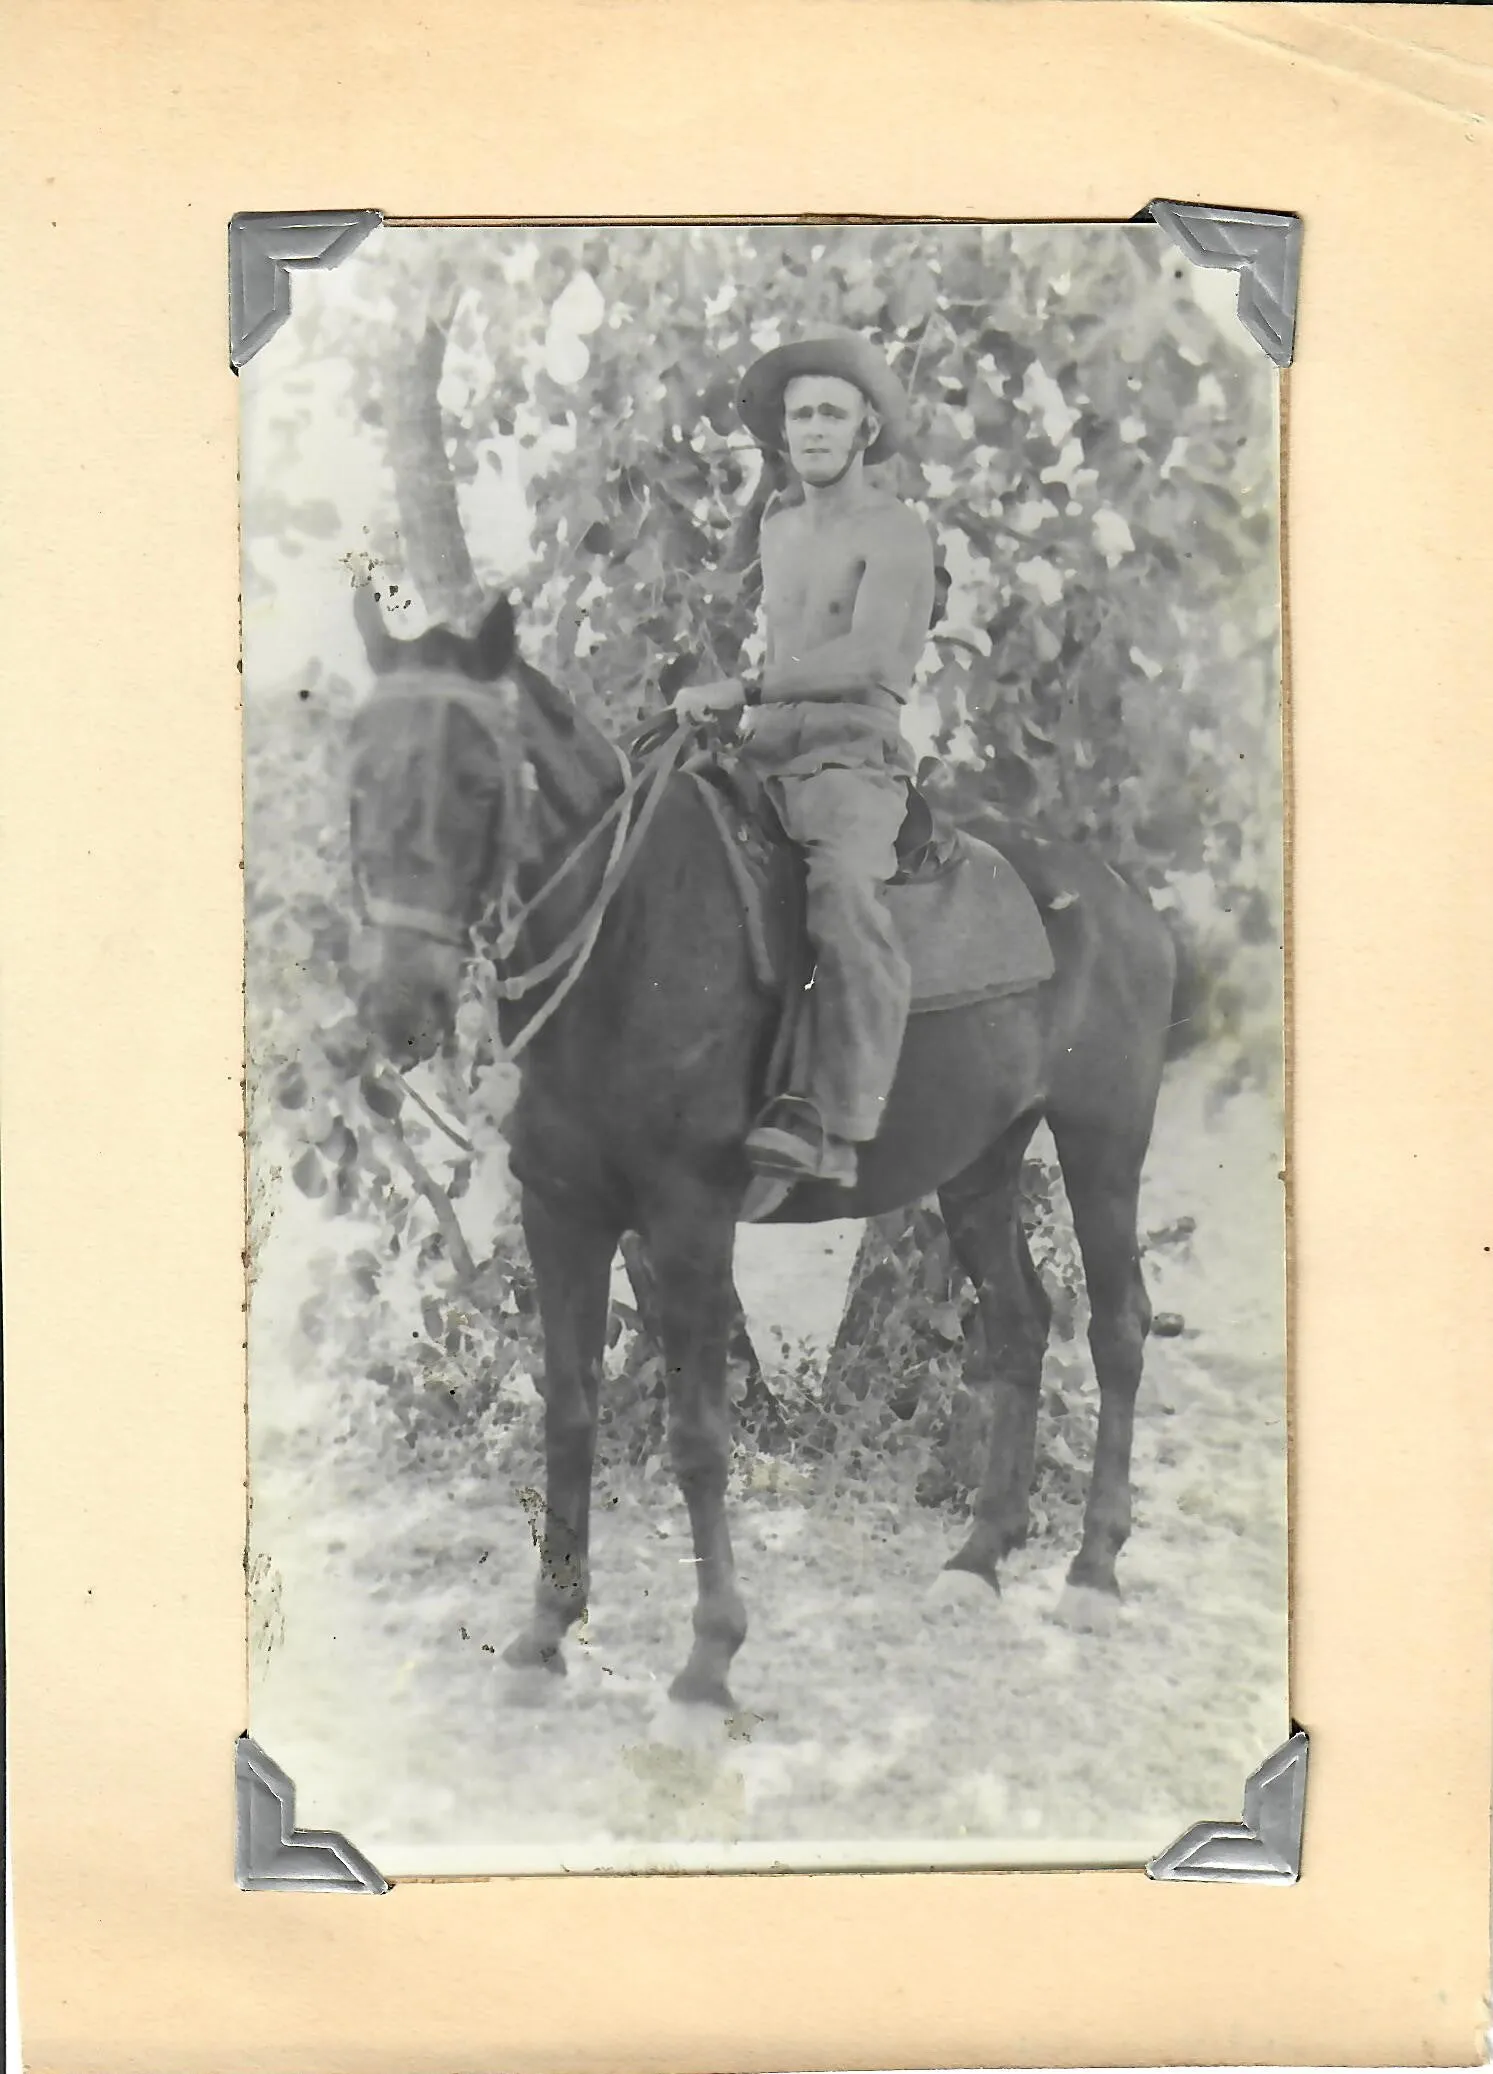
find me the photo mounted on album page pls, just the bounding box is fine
[238,214,1290,1879]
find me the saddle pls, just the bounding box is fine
[655,733,1057,1129]
[691,744,961,888]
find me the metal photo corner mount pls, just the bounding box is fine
[229,209,382,370]
[1144,201,1301,367]
[1147,1728,1308,1885]
[236,1736,389,1893]
[225,204,1299,369]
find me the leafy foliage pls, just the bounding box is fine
[287,224,1281,1044]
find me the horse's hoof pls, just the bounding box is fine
[927,1568,1001,1618]
[502,1631,567,1675]
[1053,1583,1120,1633]
[668,1667,737,1712]
[649,1696,735,1757]
[940,1549,1003,1596]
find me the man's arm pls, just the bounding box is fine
[762,506,934,705]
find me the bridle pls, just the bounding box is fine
[355,675,690,1060]
[354,674,524,947]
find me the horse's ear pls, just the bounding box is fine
[352,580,402,676]
[468,594,517,682]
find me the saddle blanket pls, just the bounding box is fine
[684,769,1055,1012]
[891,833,1055,1013]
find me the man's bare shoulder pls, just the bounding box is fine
[760,499,802,548]
[858,492,934,559]
[763,493,929,539]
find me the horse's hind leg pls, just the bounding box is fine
[644,1187,748,1710]
[503,1192,617,1675]
[1050,1119,1153,1605]
[939,1112,1051,1591]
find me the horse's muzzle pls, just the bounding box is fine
[356,929,462,1065]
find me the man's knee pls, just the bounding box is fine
[801,824,898,886]
[804,860,887,930]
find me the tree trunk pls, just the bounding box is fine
[381,272,485,631]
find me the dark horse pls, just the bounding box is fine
[347,586,1176,1710]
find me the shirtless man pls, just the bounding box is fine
[675,329,936,1187]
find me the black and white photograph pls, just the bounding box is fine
[242,219,1287,1875]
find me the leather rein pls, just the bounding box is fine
[359,680,690,1061]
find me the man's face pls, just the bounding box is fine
[781,373,877,485]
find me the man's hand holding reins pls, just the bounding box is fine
[673,678,746,727]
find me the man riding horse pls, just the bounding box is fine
[674,328,936,1191]
[349,314,1176,1695]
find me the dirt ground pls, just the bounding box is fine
[249,1055,1287,1875]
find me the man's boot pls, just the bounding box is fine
[744,1097,858,1189]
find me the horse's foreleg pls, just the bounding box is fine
[1053,1123,1152,1600]
[938,1117,1049,1589]
[503,1191,617,1675]
[646,1195,747,1710]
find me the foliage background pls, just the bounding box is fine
[244,221,1284,1543]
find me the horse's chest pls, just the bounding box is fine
[505,1081,613,1194]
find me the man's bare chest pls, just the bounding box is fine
[761,525,866,643]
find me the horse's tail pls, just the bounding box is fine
[1161,912,1207,1060]
[1092,853,1205,1062]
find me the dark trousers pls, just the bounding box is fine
[766,767,911,1144]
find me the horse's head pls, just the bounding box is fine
[347,585,527,1065]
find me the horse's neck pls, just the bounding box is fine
[490,668,625,1034]
[516,665,622,850]
[497,670,767,1077]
